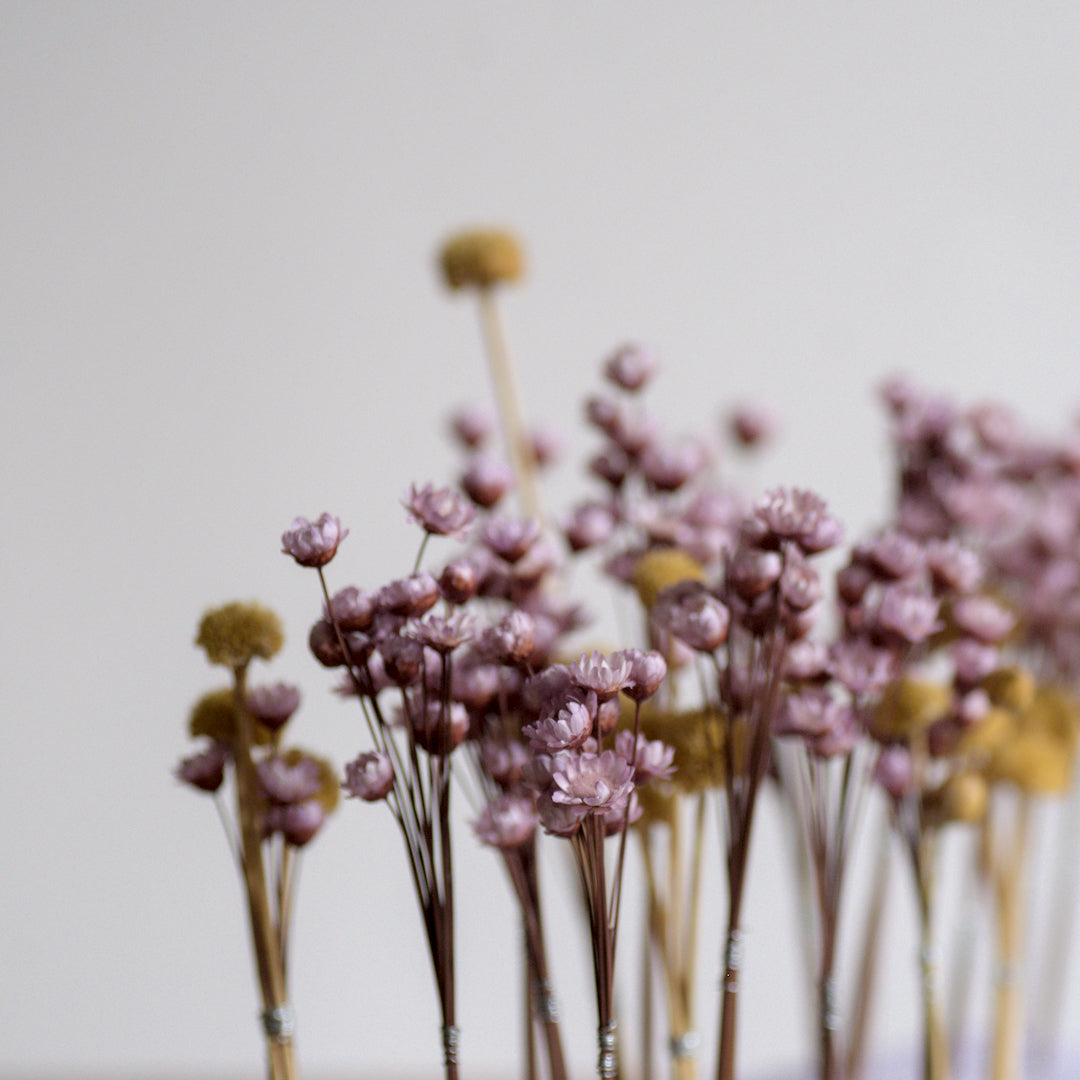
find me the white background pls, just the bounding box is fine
[4,4,1080,1078]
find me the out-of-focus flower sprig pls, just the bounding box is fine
[179,601,337,1080]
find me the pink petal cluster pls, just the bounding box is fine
[282,513,348,567]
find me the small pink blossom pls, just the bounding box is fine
[407,612,476,653]
[951,596,1016,645]
[258,755,322,804]
[615,730,674,782]
[176,742,228,793]
[245,682,301,731]
[653,581,730,653]
[729,403,776,448]
[537,789,588,837]
[604,343,657,392]
[570,649,633,701]
[379,573,440,617]
[618,648,668,702]
[754,489,842,553]
[473,793,538,849]
[404,483,477,538]
[282,513,348,567]
[326,586,377,632]
[875,745,914,800]
[461,456,514,509]
[342,751,395,801]
[449,404,493,448]
[481,516,542,565]
[551,749,635,810]
[523,699,595,752]
[564,502,617,552]
[479,739,531,787]
[266,799,325,846]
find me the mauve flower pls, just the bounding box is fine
[404,483,477,538]
[479,739,531,787]
[729,403,776,448]
[619,648,668,702]
[473,793,538,849]
[266,799,325,846]
[570,650,633,701]
[653,581,730,653]
[590,446,631,488]
[564,502,617,552]
[604,343,657,392]
[808,706,860,758]
[951,596,1016,645]
[529,425,562,467]
[925,539,983,595]
[408,612,476,654]
[409,699,470,754]
[461,456,514,509]
[641,440,707,493]
[862,530,925,580]
[449,404,493,448]
[480,610,536,665]
[439,558,480,604]
[551,749,635,810]
[615,730,674,782]
[603,791,643,835]
[378,635,424,686]
[342,751,395,801]
[379,573,440,617]
[727,545,784,600]
[754,489,842,553]
[176,742,228,793]
[779,546,822,612]
[537,789,588,837]
[585,395,622,436]
[258,755,322,804]
[774,688,843,738]
[309,619,346,667]
[875,745,914,800]
[836,562,874,606]
[524,699,595,752]
[281,513,348,567]
[326,585,377,632]
[245,681,301,731]
[952,639,1000,688]
[874,582,941,644]
[611,412,659,459]
[828,638,896,697]
[481,516,542,564]
[783,639,830,681]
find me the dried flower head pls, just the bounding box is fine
[404,483,477,538]
[439,228,524,290]
[473,793,538,849]
[630,548,707,610]
[176,741,229,793]
[245,681,301,731]
[603,343,657,392]
[281,513,348,567]
[196,601,284,670]
[342,751,396,802]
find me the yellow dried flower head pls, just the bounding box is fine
[438,229,524,290]
[981,667,1037,713]
[281,747,340,815]
[956,706,1015,756]
[196,601,284,670]
[631,549,707,611]
[923,771,988,827]
[188,687,274,747]
[635,784,679,829]
[641,705,727,793]
[870,677,951,741]
[986,732,1074,794]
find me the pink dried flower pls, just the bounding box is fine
[952,639,1000,688]
[176,742,228,793]
[377,635,425,686]
[570,649,633,701]
[641,440,707,493]
[862,530,925,580]
[874,582,941,644]
[266,799,325,847]
[615,730,674,782]
[603,791,643,835]
[753,489,842,553]
[585,395,622,436]
[257,755,322,804]
[564,502,617,552]
[245,681,301,731]
[408,613,476,653]
[449,404,493,449]
[653,581,730,653]
[875,745,914,800]
[309,618,346,667]
[282,513,348,567]
[379,573,440,617]
[828,638,897,697]
[604,343,657,392]
[481,516,542,564]
[951,596,1016,645]
[808,705,860,758]
[589,446,631,488]
[473,793,538,849]
[461,456,514,509]
[439,558,481,604]
[410,699,470,754]
[480,610,536,665]
[925,539,983,595]
[551,749,635,810]
[779,545,822,612]
[611,412,659,459]
[326,585,377,632]
[342,751,395,801]
[619,648,668,702]
[529,425,562,467]
[537,789,588,837]
[729,403,776,448]
[775,688,843,738]
[727,545,784,600]
[523,699,596,752]
[404,483,477,538]
[479,739,531,787]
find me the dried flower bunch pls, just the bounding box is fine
[181,230,1080,1080]
[179,601,337,1080]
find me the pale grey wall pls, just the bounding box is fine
[4,4,1080,1078]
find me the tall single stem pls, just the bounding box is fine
[476,288,543,522]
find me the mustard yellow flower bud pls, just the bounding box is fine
[870,677,951,741]
[981,666,1037,713]
[987,731,1074,795]
[924,771,988,827]
[196,601,284,670]
[631,549,707,611]
[438,229,524,290]
[188,687,274,747]
[280,747,340,816]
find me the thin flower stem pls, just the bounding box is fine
[476,287,543,522]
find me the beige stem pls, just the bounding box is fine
[476,288,543,522]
